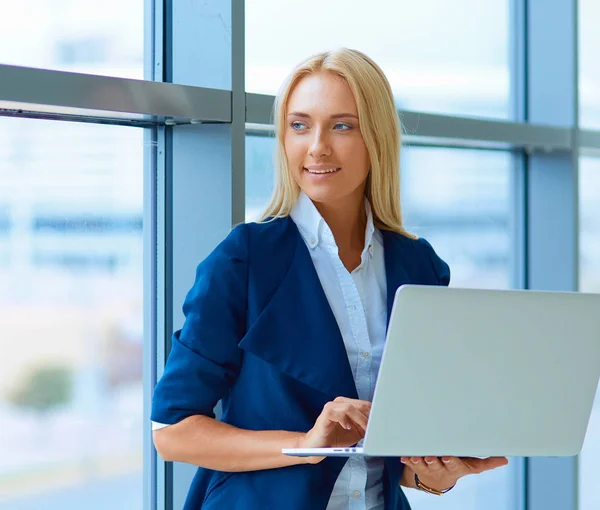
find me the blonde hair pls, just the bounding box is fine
[258,48,414,238]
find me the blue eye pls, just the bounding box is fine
[290,121,307,130]
[334,123,352,131]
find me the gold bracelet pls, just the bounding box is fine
[414,474,455,496]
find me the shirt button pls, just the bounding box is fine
[352,490,361,499]
[310,237,317,245]
[361,352,370,359]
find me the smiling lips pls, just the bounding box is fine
[304,166,341,174]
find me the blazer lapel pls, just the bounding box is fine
[382,230,412,325]
[239,225,359,401]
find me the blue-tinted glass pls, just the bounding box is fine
[0,0,144,79]
[401,147,511,290]
[579,156,600,510]
[0,118,144,510]
[580,0,600,129]
[246,0,510,119]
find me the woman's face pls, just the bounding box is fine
[284,71,371,207]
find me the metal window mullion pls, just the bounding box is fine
[508,0,529,505]
[155,125,173,510]
[166,1,239,507]
[511,0,528,292]
[0,64,231,124]
[143,126,158,510]
[152,1,171,510]
[231,0,246,226]
[525,1,579,510]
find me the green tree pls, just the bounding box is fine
[9,364,73,413]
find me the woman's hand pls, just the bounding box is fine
[297,397,371,464]
[400,456,509,492]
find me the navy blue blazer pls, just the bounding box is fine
[151,216,450,510]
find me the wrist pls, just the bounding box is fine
[414,473,455,495]
[292,432,323,465]
[293,432,306,449]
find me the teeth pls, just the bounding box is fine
[306,168,339,174]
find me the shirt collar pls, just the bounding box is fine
[290,191,376,254]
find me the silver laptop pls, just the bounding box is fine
[283,285,600,458]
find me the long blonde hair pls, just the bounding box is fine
[259,47,414,238]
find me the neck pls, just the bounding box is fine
[313,192,367,253]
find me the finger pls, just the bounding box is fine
[333,396,371,405]
[320,402,352,430]
[345,417,367,438]
[423,456,445,473]
[323,404,368,432]
[400,456,425,473]
[332,406,368,434]
[323,403,369,431]
[462,456,509,474]
[332,397,372,416]
[341,406,369,432]
[407,456,428,475]
[440,456,462,474]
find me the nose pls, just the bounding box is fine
[308,128,332,157]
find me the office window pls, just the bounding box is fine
[580,157,600,293]
[0,0,144,79]
[579,156,600,510]
[401,147,511,290]
[246,0,510,119]
[580,0,600,129]
[0,117,144,510]
[247,136,512,291]
[246,133,277,222]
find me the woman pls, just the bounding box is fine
[151,48,508,510]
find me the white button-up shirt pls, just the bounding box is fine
[290,192,387,510]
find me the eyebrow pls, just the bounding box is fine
[287,111,359,120]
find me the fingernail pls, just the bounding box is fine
[411,459,420,464]
[442,459,451,464]
[425,459,433,464]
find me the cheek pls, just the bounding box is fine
[284,136,304,169]
[338,137,370,177]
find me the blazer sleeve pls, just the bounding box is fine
[151,224,248,424]
[418,237,451,287]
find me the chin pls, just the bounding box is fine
[300,185,342,205]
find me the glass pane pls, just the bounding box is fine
[401,148,511,290]
[579,156,600,510]
[0,118,144,510]
[246,0,510,119]
[246,135,517,509]
[246,134,277,221]
[1,0,144,79]
[580,157,600,293]
[580,0,600,129]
